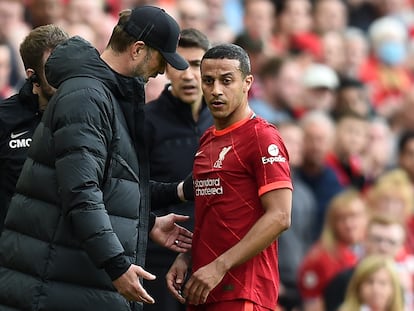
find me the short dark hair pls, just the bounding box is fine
[19,24,68,76]
[202,43,251,77]
[258,57,283,80]
[398,130,414,154]
[179,28,210,52]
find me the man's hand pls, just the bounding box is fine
[112,264,156,303]
[166,253,191,304]
[149,213,192,252]
[182,259,227,305]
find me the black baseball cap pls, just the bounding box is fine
[122,6,188,70]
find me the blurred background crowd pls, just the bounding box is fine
[2,0,414,310]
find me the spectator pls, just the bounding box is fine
[298,111,344,238]
[362,116,395,185]
[166,43,293,310]
[263,57,305,121]
[249,57,303,124]
[0,40,15,100]
[312,0,348,35]
[0,0,30,84]
[300,63,339,116]
[237,0,277,57]
[338,255,404,311]
[64,22,99,48]
[325,111,369,190]
[365,168,414,224]
[320,30,346,74]
[0,6,193,311]
[365,168,414,256]
[25,0,65,28]
[359,16,413,119]
[333,76,372,120]
[64,0,117,52]
[375,0,414,30]
[343,27,370,78]
[298,188,368,311]
[204,0,235,44]
[324,215,414,311]
[398,130,414,186]
[346,0,380,32]
[175,0,209,35]
[278,121,317,311]
[273,0,314,55]
[0,24,69,233]
[391,90,414,134]
[143,28,213,311]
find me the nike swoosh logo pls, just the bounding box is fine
[195,151,203,157]
[10,131,29,139]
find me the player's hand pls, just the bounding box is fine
[166,253,191,304]
[183,259,227,305]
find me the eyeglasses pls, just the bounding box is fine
[368,234,401,247]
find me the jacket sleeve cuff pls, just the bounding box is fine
[148,212,156,234]
[150,180,181,210]
[104,254,131,281]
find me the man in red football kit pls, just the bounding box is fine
[166,43,293,311]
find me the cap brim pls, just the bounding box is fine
[161,51,189,70]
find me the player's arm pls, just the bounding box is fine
[182,187,292,305]
[215,187,292,269]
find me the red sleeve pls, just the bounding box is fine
[249,121,292,196]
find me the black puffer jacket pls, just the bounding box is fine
[0,37,164,311]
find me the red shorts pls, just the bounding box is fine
[187,300,272,311]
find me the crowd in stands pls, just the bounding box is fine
[2,0,414,310]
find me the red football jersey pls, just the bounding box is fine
[298,242,358,299]
[192,115,292,309]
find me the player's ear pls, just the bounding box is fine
[243,74,254,93]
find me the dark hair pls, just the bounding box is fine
[202,43,251,77]
[338,76,364,90]
[233,32,264,54]
[398,130,414,154]
[179,28,211,52]
[258,56,283,80]
[19,24,68,77]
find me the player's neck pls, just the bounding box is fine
[214,106,253,130]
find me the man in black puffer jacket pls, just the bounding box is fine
[0,6,192,311]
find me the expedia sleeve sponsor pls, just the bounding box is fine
[194,178,223,196]
[261,143,287,164]
[261,155,286,165]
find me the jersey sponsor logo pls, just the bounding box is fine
[9,138,32,149]
[262,143,286,164]
[302,271,318,289]
[213,146,232,168]
[10,130,29,139]
[194,178,223,196]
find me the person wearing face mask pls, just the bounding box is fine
[358,16,413,120]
